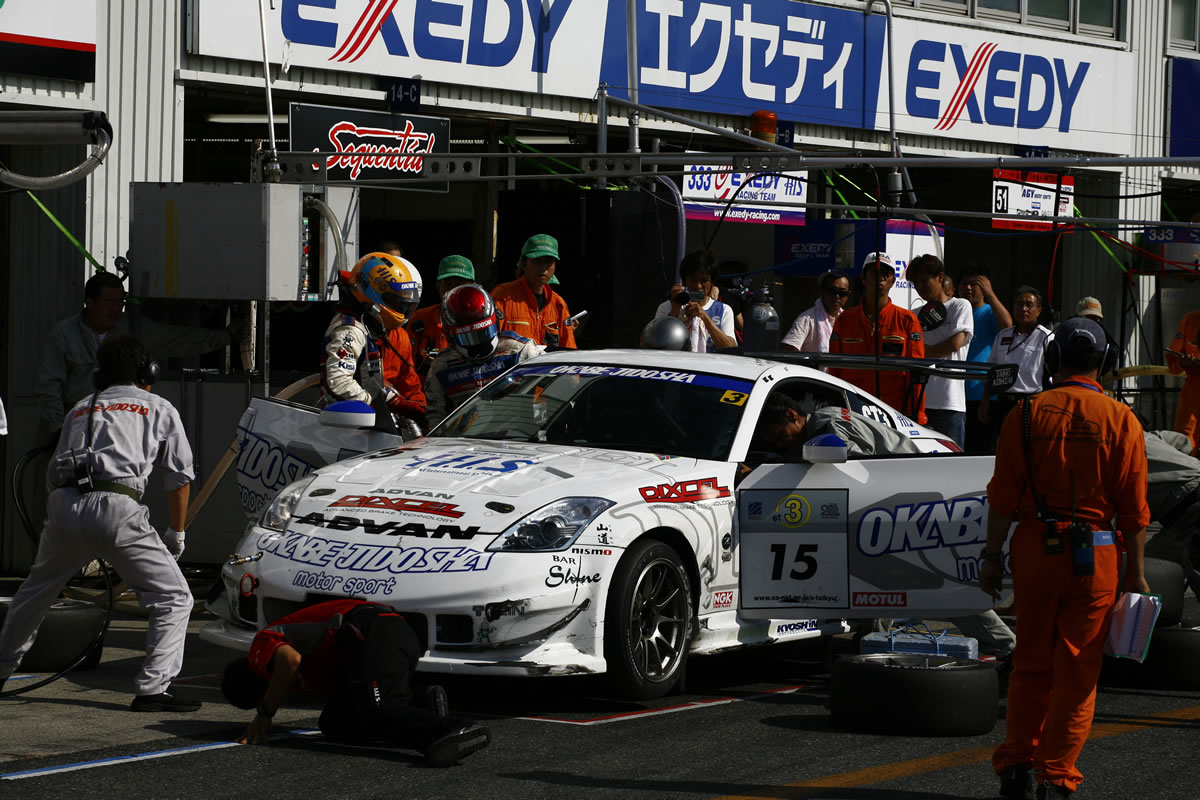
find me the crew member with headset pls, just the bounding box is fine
[980,317,1149,800]
[0,335,201,711]
[321,252,427,432]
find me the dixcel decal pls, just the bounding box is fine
[639,477,731,504]
[328,495,464,518]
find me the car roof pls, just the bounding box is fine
[526,348,777,382]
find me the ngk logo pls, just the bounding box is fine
[328,495,463,519]
[639,477,730,504]
[322,120,436,180]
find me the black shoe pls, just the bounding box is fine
[1036,781,1072,800]
[420,685,449,718]
[998,763,1033,799]
[996,655,1014,699]
[423,724,491,768]
[130,691,201,712]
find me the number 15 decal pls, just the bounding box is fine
[770,543,818,581]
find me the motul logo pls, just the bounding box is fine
[639,477,730,504]
[852,591,907,607]
[329,494,463,518]
[323,120,436,179]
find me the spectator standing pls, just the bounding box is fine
[980,317,1149,799]
[654,248,736,352]
[781,271,850,353]
[960,268,1013,452]
[828,253,927,424]
[980,286,1049,436]
[1074,296,1104,323]
[492,234,577,349]
[907,254,973,447]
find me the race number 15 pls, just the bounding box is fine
[770,543,818,581]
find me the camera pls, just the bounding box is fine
[673,289,707,305]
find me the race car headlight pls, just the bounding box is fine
[260,477,316,532]
[487,498,614,552]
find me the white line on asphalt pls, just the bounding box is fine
[514,686,803,726]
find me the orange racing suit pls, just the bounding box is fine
[491,278,576,349]
[987,377,1149,792]
[828,302,927,425]
[407,304,446,370]
[1166,310,1200,454]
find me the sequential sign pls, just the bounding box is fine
[990,170,1074,231]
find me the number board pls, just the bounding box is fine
[738,488,849,610]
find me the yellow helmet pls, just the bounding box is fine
[347,252,422,330]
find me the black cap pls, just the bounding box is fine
[1053,317,1106,367]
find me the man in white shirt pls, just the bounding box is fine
[781,271,850,353]
[907,255,973,447]
[981,285,1051,435]
[653,249,736,353]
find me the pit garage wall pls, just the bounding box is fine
[0,0,184,572]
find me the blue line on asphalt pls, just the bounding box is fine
[1,730,322,780]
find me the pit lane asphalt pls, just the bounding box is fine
[2,601,1198,800]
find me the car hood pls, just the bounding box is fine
[297,438,704,518]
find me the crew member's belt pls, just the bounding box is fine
[79,480,142,503]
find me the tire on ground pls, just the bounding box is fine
[1144,557,1186,628]
[604,538,692,700]
[830,653,999,736]
[1100,627,1200,690]
[0,598,106,673]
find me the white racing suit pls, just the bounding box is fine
[320,312,391,407]
[0,385,195,694]
[425,332,540,428]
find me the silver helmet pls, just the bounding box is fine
[640,316,690,350]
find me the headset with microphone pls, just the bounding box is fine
[1044,319,1118,376]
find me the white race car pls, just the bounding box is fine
[204,349,1011,698]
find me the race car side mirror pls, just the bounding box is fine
[802,433,849,464]
[320,399,376,428]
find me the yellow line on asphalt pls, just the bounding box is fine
[717,704,1200,799]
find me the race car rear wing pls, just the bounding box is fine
[736,351,1019,395]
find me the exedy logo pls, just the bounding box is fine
[639,477,731,504]
[907,40,1090,133]
[329,494,463,518]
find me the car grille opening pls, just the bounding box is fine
[436,614,475,644]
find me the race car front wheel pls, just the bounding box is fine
[604,539,692,700]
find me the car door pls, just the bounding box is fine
[736,452,1007,620]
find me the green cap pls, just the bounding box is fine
[436,255,475,281]
[547,275,561,285]
[520,233,560,262]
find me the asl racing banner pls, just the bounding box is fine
[191,0,1133,154]
[0,0,96,82]
[289,103,450,191]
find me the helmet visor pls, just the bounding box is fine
[451,318,498,347]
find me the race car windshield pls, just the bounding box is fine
[430,363,753,461]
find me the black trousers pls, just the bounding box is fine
[317,605,466,750]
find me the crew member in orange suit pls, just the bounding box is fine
[1166,309,1200,454]
[407,255,477,372]
[828,252,927,425]
[979,317,1149,800]
[492,234,577,349]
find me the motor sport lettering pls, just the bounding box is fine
[235,427,317,503]
[293,512,479,539]
[328,495,464,518]
[292,570,397,596]
[852,591,907,607]
[856,496,988,556]
[258,531,493,573]
[402,453,534,474]
[72,402,149,418]
[639,478,731,504]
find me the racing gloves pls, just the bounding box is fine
[161,528,186,561]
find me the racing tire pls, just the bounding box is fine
[1144,558,1186,628]
[1100,627,1200,691]
[604,539,692,700]
[830,653,999,737]
[0,598,106,673]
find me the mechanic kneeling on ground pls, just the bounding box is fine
[221,598,490,767]
[979,316,1150,800]
[0,335,200,711]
